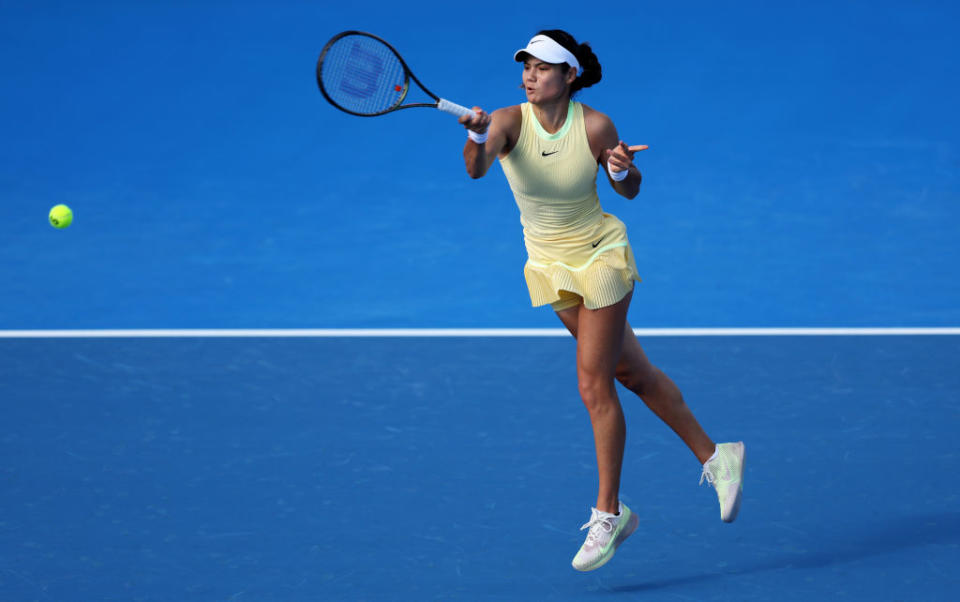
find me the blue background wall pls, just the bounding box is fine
[2,0,958,328]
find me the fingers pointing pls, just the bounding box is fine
[606,141,648,176]
[619,141,648,155]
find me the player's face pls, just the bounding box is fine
[522,59,573,104]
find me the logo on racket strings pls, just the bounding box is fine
[341,42,385,99]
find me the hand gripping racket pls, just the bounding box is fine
[316,31,475,119]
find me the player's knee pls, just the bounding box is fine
[615,361,656,396]
[577,373,617,413]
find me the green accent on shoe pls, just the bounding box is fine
[700,441,745,522]
[571,502,639,572]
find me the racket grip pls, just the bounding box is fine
[436,98,475,118]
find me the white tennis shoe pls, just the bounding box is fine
[700,441,745,522]
[571,502,639,571]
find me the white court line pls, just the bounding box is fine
[0,328,958,338]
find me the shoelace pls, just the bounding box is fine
[699,465,715,487]
[580,514,615,544]
[700,455,735,487]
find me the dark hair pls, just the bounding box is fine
[536,29,602,95]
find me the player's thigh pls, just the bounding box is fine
[556,297,647,375]
[616,323,659,393]
[557,293,632,381]
[557,288,656,382]
[556,304,581,338]
[559,305,659,395]
[577,297,630,373]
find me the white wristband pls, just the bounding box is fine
[468,129,488,144]
[608,160,629,181]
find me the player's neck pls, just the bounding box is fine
[531,96,571,134]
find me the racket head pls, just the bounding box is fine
[316,31,414,117]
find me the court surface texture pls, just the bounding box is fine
[1,333,957,600]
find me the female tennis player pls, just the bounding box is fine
[458,30,745,572]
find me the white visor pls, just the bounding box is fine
[513,34,582,76]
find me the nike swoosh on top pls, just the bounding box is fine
[541,151,559,156]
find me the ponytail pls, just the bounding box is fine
[536,29,602,95]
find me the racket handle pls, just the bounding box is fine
[436,98,475,118]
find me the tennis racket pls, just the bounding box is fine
[316,31,475,119]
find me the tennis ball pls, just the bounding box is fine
[49,204,73,229]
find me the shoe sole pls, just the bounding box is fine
[722,442,746,523]
[573,510,639,572]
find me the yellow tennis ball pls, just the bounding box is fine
[49,204,73,229]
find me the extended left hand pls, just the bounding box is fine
[603,141,648,173]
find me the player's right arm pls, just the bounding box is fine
[460,106,521,179]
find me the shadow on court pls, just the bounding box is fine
[611,511,960,595]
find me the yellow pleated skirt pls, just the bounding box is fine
[522,213,641,310]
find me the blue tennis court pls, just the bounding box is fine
[1,334,958,600]
[2,0,959,600]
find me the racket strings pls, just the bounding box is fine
[320,36,406,115]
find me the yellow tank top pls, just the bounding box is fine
[499,101,641,310]
[500,101,603,258]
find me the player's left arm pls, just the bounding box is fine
[584,107,647,200]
